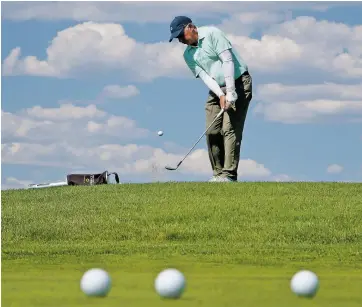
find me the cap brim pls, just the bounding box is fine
[169,28,183,42]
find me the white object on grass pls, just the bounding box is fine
[158,130,164,136]
[80,268,112,297]
[28,181,68,189]
[154,268,186,299]
[290,270,319,298]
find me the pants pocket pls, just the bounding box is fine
[241,74,253,102]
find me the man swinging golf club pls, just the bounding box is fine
[169,16,253,182]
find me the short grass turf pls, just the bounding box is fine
[2,182,362,306]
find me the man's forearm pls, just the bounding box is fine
[198,70,225,98]
[219,49,235,92]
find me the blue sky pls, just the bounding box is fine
[1,1,362,189]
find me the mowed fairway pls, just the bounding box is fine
[2,182,362,306]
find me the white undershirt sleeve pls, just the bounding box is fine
[218,49,235,92]
[198,70,225,98]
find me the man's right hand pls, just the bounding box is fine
[219,95,234,111]
[219,95,227,110]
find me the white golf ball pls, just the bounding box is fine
[80,268,112,297]
[158,130,163,136]
[290,270,319,298]
[154,268,186,299]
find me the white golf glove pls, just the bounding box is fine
[225,89,238,110]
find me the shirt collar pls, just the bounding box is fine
[197,26,206,40]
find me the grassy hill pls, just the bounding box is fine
[2,182,362,306]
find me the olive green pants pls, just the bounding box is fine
[205,72,252,181]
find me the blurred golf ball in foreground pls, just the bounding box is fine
[290,270,319,298]
[154,268,186,299]
[158,130,163,136]
[80,268,112,297]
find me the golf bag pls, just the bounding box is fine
[28,170,120,189]
[67,170,120,186]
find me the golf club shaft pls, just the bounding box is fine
[177,109,224,166]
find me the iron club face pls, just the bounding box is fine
[165,165,177,171]
[165,161,182,171]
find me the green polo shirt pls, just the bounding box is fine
[183,26,248,86]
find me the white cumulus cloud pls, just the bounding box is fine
[101,85,140,99]
[2,22,187,81]
[254,82,362,123]
[1,105,274,182]
[327,164,344,174]
[3,16,361,82]
[265,17,362,78]
[228,34,302,72]
[26,104,106,120]
[217,11,287,36]
[2,2,351,23]
[1,104,149,145]
[1,142,273,182]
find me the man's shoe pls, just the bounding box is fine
[215,176,237,182]
[208,176,220,182]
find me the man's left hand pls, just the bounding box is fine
[225,90,238,110]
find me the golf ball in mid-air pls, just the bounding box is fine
[80,268,112,297]
[290,270,319,298]
[158,130,163,136]
[154,268,186,299]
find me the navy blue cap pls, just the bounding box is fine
[169,16,192,42]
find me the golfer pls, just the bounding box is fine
[169,16,253,182]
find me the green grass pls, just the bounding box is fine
[2,182,362,306]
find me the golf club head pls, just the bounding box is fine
[165,161,182,171]
[165,165,177,170]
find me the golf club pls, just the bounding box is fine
[165,108,225,171]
